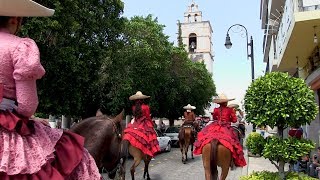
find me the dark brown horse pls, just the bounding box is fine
[70,110,126,180]
[178,121,200,164]
[231,123,245,147]
[202,139,232,180]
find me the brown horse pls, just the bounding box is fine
[179,121,200,164]
[122,141,153,180]
[202,139,232,180]
[70,110,126,180]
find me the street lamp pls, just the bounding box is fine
[224,24,256,131]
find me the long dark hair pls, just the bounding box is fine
[133,100,143,118]
[0,16,10,28]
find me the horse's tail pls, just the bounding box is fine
[210,139,218,180]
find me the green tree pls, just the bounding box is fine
[20,0,125,117]
[244,72,318,179]
[159,47,216,125]
[100,15,216,122]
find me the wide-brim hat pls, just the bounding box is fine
[0,0,55,17]
[213,94,235,104]
[129,91,150,101]
[183,104,196,110]
[228,104,239,109]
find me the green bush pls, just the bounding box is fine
[246,132,266,155]
[263,137,315,162]
[240,171,318,180]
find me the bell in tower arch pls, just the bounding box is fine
[189,33,197,53]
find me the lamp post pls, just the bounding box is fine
[224,24,256,132]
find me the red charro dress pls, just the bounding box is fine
[123,104,160,157]
[194,106,246,167]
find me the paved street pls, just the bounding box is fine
[102,147,247,180]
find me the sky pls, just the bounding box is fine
[121,0,266,108]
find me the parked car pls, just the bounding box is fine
[155,129,172,152]
[164,126,180,147]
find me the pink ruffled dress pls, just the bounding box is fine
[0,28,101,179]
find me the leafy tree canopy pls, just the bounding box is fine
[20,0,125,117]
[244,72,318,129]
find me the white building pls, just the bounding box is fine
[260,0,320,147]
[178,1,215,117]
[179,1,214,74]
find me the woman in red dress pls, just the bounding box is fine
[194,94,246,167]
[123,91,160,157]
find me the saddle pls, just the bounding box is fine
[231,124,245,139]
[181,120,197,138]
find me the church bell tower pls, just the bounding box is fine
[178,0,214,74]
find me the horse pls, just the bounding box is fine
[178,120,200,164]
[202,139,232,180]
[122,141,153,180]
[231,123,245,147]
[70,110,126,180]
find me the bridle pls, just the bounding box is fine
[101,118,125,179]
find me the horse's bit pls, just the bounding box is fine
[101,119,124,178]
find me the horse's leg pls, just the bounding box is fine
[180,140,185,163]
[217,145,232,180]
[185,142,189,161]
[143,155,152,180]
[191,141,194,159]
[185,128,191,162]
[129,145,143,180]
[202,143,211,180]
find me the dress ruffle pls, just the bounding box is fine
[194,121,246,167]
[123,116,160,157]
[0,111,101,179]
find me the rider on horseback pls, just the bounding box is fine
[228,104,246,140]
[182,104,198,137]
[194,94,247,169]
[0,1,101,179]
[123,91,160,158]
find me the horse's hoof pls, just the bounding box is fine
[183,161,186,164]
[192,157,194,159]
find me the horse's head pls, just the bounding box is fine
[70,110,126,179]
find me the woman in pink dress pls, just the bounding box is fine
[0,0,100,179]
[194,94,246,167]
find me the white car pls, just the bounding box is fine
[164,126,180,147]
[155,129,172,152]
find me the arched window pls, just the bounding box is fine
[189,33,197,53]
[194,14,198,22]
[188,14,191,23]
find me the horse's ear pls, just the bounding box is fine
[96,109,103,116]
[115,109,125,123]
